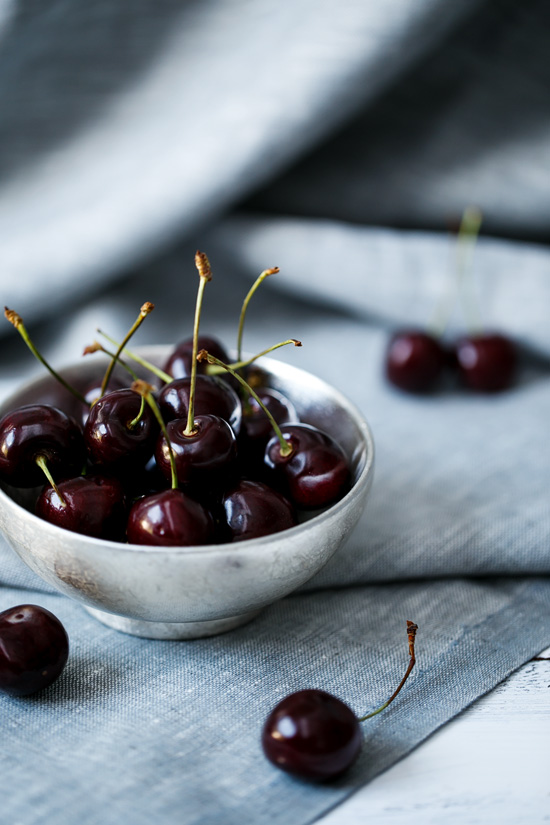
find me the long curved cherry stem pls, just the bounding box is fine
[208,339,302,376]
[35,455,67,507]
[185,251,212,437]
[132,380,178,490]
[197,351,293,458]
[237,267,279,362]
[4,308,87,405]
[100,302,154,398]
[430,206,483,338]
[357,621,418,722]
[97,330,173,384]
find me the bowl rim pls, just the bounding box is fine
[0,346,375,557]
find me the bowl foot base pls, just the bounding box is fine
[84,607,262,640]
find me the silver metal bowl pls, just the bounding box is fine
[0,347,374,639]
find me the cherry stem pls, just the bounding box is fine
[97,330,173,384]
[208,339,302,375]
[132,380,178,490]
[83,342,140,384]
[4,307,87,405]
[100,302,154,398]
[357,621,418,722]
[237,267,279,362]
[430,207,483,338]
[185,251,212,437]
[456,206,483,336]
[35,455,67,507]
[197,351,293,458]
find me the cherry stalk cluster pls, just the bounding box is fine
[0,253,351,547]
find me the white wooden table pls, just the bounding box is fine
[320,648,550,824]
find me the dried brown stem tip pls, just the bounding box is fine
[131,379,155,397]
[195,251,212,281]
[83,342,103,356]
[196,349,210,364]
[290,339,302,347]
[264,267,280,277]
[406,620,418,657]
[4,307,22,328]
[140,302,155,316]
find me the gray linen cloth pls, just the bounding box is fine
[0,2,549,823]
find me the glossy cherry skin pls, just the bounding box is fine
[36,474,126,540]
[0,604,69,697]
[84,389,158,470]
[264,424,350,510]
[79,374,128,426]
[222,480,296,541]
[0,405,85,488]
[155,414,238,488]
[262,689,362,781]
[164,335,230,380]
[127,489,215,546]
[239,388,298,472]
[158,375,242,435]
[385,330,447,393]
[455,333,516,392]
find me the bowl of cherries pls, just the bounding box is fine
[0,254,374,640]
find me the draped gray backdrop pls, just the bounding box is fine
[0,2,549,823]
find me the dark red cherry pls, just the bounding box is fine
[127,488,214,546]
[80,374,127,426]
[264,424,350,510]
[157,375,242,435]
[222,480,296,541]
[455,333,516,392]
[164,335,230,380]
[385,330,447,393]
[0,604,69,697]
[240,387,297,459]
[84,389,158,469]
[262,689,362,781]
[36,473,126,540]
[155,414,238,488]
[0,405,85,488]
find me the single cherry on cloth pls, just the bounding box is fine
[262,621,418,781]
[164,335,230,380]
[127,488,214,546]
[455,333,516,392]
[385,330,447,393]
[0,404,85,488]
[0,604,69,697]
[222,480,296,541]
[262,689,362,781]
[84,388,158,470]
[36,473,126,540]
[264,423,350,510]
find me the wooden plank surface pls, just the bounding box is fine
[319,649,550,825]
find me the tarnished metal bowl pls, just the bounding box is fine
[0,347,374,639]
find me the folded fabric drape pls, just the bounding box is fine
[0,1,548,823]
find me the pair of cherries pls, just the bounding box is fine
[0,605,417,793]
[0,601,418,788]
[386,330,516,394]
[386,208,516,395]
